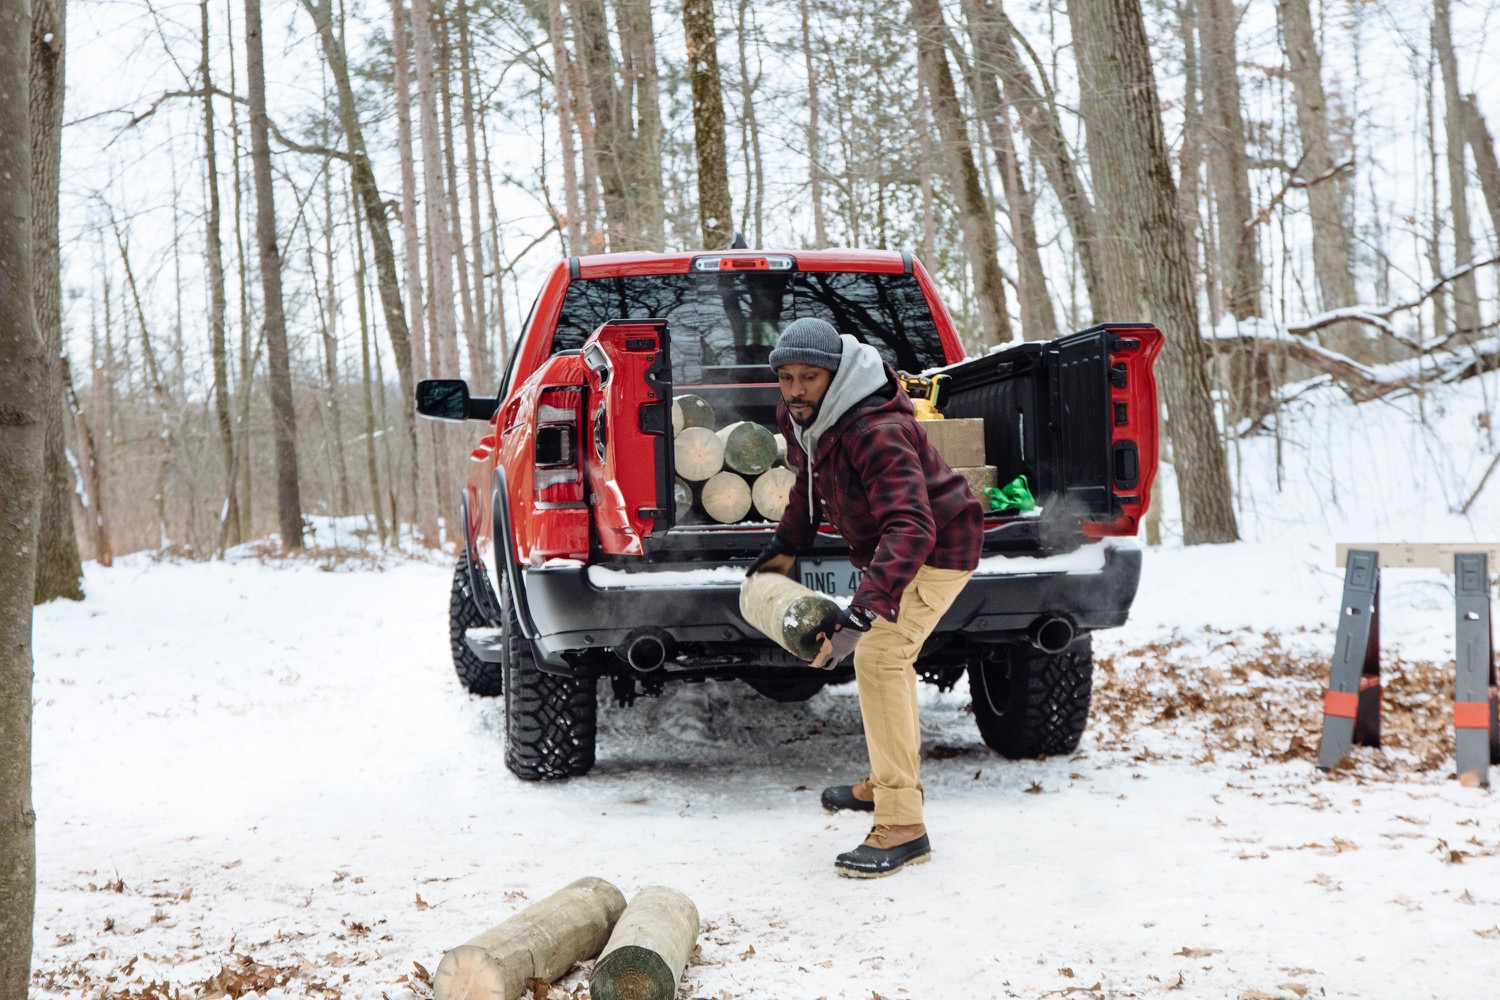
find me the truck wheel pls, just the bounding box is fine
[968,635,1093,759]
[503,606,597,781]
[450,552,504,697]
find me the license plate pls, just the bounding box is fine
[797,557,863,598]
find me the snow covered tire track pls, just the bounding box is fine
[450,552,504,697]
[969,635,1093,758]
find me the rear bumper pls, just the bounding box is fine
[512,541,1141,667]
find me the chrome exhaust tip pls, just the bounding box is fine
[617,628,673,673]
[1027,614,1076,654]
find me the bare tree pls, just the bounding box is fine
[684,0,733,249]
[1463,95,1500,244]
[0,2,44,987]
[619,0,664,251]
[1433,0,1481,339]
[246,0,304,548]
[799,0,826,247]
[546,0,583,251]
[912,0,1012,347]
[30,0,83,601]
[1070,0,1239,545]
[1199,0,1259,321]
[575,0,634,248]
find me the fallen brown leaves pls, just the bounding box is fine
[1092,629,1458,779]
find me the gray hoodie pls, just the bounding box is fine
[789,334,890,521]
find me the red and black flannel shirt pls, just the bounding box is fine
[773,372,984,622]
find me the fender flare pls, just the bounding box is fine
[491,466,539,639]
[459,490,504,626]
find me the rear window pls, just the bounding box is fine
[550,271,947,375]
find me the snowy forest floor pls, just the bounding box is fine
[27,373,1500,1000]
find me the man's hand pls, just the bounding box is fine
[746,536,797,577]
[810,605,875,670]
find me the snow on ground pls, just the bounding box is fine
[27,375,1500,1000]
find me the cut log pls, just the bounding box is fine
[674,426,724,481]
[673,476,694,521]
[716,420,778,475]
[589,887,700,1000]
[739,571,839,661]
[751,466,796,521]
[700,471,752,523]
[954,465,998,499]
[671,394,715,433]
[432,876,626,1000]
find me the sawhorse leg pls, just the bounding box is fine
[1318,549,1382,771]
[1453,553,1500,787]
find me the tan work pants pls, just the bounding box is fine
[851,565,974,825]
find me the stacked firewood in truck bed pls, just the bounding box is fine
[671,392,998,526]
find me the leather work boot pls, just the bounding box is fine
[821,778,876,813]
[834,823,931,878]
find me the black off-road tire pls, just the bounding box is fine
[968,635,1094,759]
[450,552,505,697]
[503,604,597,781]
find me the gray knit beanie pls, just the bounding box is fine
[769,317,843,372]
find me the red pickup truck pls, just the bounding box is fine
[417,248,1161,781]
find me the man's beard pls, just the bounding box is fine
[789,401,820,426]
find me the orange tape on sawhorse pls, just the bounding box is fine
[1323,690,1359,719]
[1454,701,1493,729]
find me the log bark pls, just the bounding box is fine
[246,0,304,549]
[684,0,733,249]
[0,0,44,984]
[716,420,777,475]
[30,0,82,601]
[1070,0,1239,545]
[739,572,838,661]
[701,471,751,523]
[912,0,1012,348]
[590,886,700,1000]
[674,427,724,481]
[673,476,694,521]
[433,876,626,1000]
[751,466,795,521]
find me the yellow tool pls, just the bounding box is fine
[898,372,948,420]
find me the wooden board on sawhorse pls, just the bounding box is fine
[1317,546,1500,786]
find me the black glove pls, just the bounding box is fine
[745,535,797,577]
[811,605,876,670]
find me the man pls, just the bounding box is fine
[746,317,984,877]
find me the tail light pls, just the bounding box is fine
[534,387,585,506]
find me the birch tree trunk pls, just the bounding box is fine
[246,0,304,549]
[912,0,1012,348]
[394,0,440,546]
[799,0,826,247]
[0,0,43,985]
[684,0,733,249]
[30,0,82,602]
[1276,0,1357,345]
[1070,0,1239,545]
[201,0,240,554]
[1434,0,1481,340]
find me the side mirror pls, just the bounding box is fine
[415,379,498,422]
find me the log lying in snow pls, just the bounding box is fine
[739,571,839,661]
[716,420,778,475]
[673,477,694,521]
[700,471,752,523]
[752,466,796,521]
[674,427,724,482]
[433,876,626,1000]
[671,394,715,433]
[589,887,700,1000]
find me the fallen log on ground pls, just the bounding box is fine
[589,886,700,1000]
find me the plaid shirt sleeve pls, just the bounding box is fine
[846,420,937,620]
[772,418,817,550]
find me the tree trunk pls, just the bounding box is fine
[439,9,480,390]
[734,0,764,247]
[1462,95,1500,246]
[0,0,43,986]
[227,29,253,540]
[1070,0,1239,545]
[574,0,632,249]
[246,0,303,549]
[29,0,82,602]
[684,0,733,250]
[1199,0,1259,321]
[352,181,388,547]
[546,0,583,252]
[393,0,440,546]
[619,0,664,251]
[1276,0,1358,346]
[458,0,489,387]
[912,0,1012,348]
[411,0,459,388]
[962,0,1056,341]
[1176,0,1207,296]
[984,1,1102,316]
[1434,0,1481,339]
[201,0,240,555]
[799,0,826,247]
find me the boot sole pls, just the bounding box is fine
[835,850,932,879]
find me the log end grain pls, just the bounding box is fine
[700,471,752,523]
[433,945,507,1000]
[590,945,675,1000]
